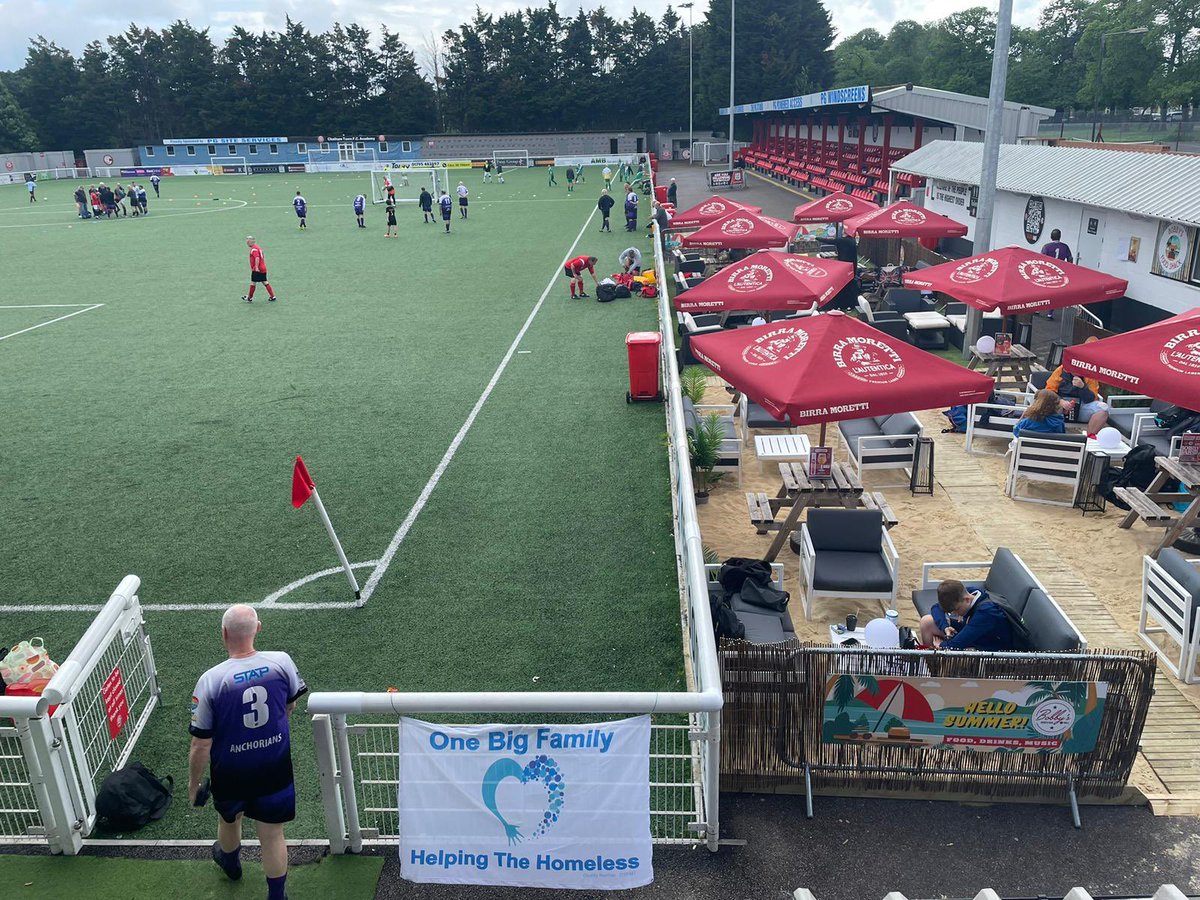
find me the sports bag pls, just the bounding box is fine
[717,557,772,595]
[614,285,633,299]
[96,763,174,831]
[984,597,1035,651]
[596,283,618,303]
[641,285,659,298]
[1,638,59,687]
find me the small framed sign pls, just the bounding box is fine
[809,446,833,478]
[993,333,1013,355]
[1179,432,1200,465]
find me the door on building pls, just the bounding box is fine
[636,137,644,153]
[338,142,355,162]
[1075,208,1106,268]
[610,138,619,154]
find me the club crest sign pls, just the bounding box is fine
[727,264,773,293]
[892,208,927,227]
[1017,259,1069,289]
[742,327,809,366]
[832,336,905,384]
[782,257,828,279]
[698,201,727,217]
[825,197,854,215]
[1023,196,1046,244]
[720,216,755,237]
[1160,329,1200,376]
[950,257,999,284]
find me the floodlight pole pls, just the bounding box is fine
[681,3,694,164]
[962,0,1013,359]
[1090,28,1149,143]
[729,0,736,165]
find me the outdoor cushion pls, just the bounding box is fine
[983,548,1039,614]
[807,509,884,553]
[1158,548,1200,613]
[880,413,920,448]
[871,319,911,343]
[737,610,792,644]
[730,595,796,633]
[873,415,892,428]
[1020,589,1081,651]
[838,418,881,457]
[1029,371,1050,392]
[1151,399,1173,415]
[885,290,929,315]
[682,396,700,433]
[1106,409,1141,438]
[745,400,788,429]
[811,551,894,593]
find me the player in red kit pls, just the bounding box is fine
[563,255,599,299]
[243,236,277,303]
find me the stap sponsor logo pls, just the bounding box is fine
[949,257,999,285]
[720,216,755,237]
[742,327,809,367]
[1030,699,1075,737]
[831,336,905,384]
[1016,259,1069,289]
[233,666,269,684]
[727,263,773,293]
[1159,329,1200,376]
[782,257,828,279]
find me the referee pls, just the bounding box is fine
[189,605,307,900]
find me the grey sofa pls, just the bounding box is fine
[705,563,797,644]
[837,412,922,478]
[1140,549,1200,682]
[911,547,1086,651]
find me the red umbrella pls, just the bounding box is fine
[1061,307,1200,407]
[903,246,1129,314]
[672,250,854,313]
[844,200,968,240]
[856,679,936,725]
[669,195,763,230]
[690,312,994,436]
[681,211,799,250]
[793,191,879,224]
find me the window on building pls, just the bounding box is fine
[228,144,236,155]
[145,146,155,156]
[319,142,330,153]
[401,141,411,153]
[297,142,308,154]
[356,141,365,151]
[207,144,216,155]
[186,145,196,156]
[269,144,278,154]
[248,145,257,154]
[166,145,175,157]
[379,141,389,153]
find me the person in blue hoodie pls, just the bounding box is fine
[919,580,1016,651]
[1011,389,1066,439]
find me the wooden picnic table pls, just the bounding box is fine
[968,342,1039,391]
[745,461,872,562]
[1116,455,1200,558]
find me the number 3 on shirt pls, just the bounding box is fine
[242,686,270,729]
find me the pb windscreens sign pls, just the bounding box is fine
[708,169,745,189]
[399,716,652,889]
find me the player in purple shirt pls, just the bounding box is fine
[353,193,366,228]
[189,605,306,900]
[1040,229,1073,318]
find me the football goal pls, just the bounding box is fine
[370,166,447,204]
[492,150,531,168]
[210,156,249,175]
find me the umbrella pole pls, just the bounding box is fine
[873,685,902,733]
[818,422,827,446]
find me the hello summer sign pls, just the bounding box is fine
[822,676,1107,753]
[399,716,652,889]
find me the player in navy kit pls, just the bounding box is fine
[293,191,307,228]
[438,190,453,233]
[189,605,306,900]
[353,193,366,228]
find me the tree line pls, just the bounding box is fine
[0,0,1194,155]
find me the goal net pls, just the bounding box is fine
[492,150,531,168]
[210,156,249,175]
[370,166,448,204]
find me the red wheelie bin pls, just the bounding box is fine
[625,331,662,403]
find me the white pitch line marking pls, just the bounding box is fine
[0,304,103,342]
[356,206,599,604]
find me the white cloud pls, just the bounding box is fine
[0,0,1058,73]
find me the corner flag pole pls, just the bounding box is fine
[292,456,361,600]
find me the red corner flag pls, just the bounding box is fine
[292,456,315,509]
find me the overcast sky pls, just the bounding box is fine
[0,0,1053,74]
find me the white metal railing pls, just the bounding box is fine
[307,180,724,854]
[793,888,1191,900]
[0,576,159,853]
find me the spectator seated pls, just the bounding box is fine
[912,547,1086,651]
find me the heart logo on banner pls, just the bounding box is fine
[481,755,565,844]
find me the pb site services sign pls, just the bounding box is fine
[822,676,1107,753]
[399,716,652,890]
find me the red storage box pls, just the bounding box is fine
[654,186,668,203]
[625,332,662,403]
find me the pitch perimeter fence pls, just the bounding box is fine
[0,576,160,853]
[306,177,727,852]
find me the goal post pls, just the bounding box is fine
[369,166,448,204]
[491,150,531,168]
[209,156,249,175]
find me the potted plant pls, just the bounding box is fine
[688,413,727,504]
[679,366,709,406]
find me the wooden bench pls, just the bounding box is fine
[1114,487,1179,527]
[860,491,899,529]
[746,492,776,533]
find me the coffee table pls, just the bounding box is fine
[829,625,867,646]
[754,433,812,473]
[903,311,951,350]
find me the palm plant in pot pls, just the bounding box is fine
[680,366,709,406]
[688,413,726,504]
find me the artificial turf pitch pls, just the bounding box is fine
[0,169,682,839]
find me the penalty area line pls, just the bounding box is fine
[357,205,600,604]
[0,304,104,342]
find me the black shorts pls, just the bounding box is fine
[459,197,468,206]
[441,210,451,221]
[387,212,397,226]
[563,266,581,279]
[215,783,296,825]
[251,271,268,283]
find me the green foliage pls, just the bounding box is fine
[679,366,709,405]
[0,74,37,152]
[688,413,728,493]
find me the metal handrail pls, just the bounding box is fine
[43,575,140,706]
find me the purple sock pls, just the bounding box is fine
[267,873,287,900]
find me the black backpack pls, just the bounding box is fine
[984,597,1036,651]
[95,763,173,831]
[596,283,618,303]
[1100,443,1161,509]
[717,557,772,595]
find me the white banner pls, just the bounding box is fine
[554,155,638,167]
[399,716,653,890]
